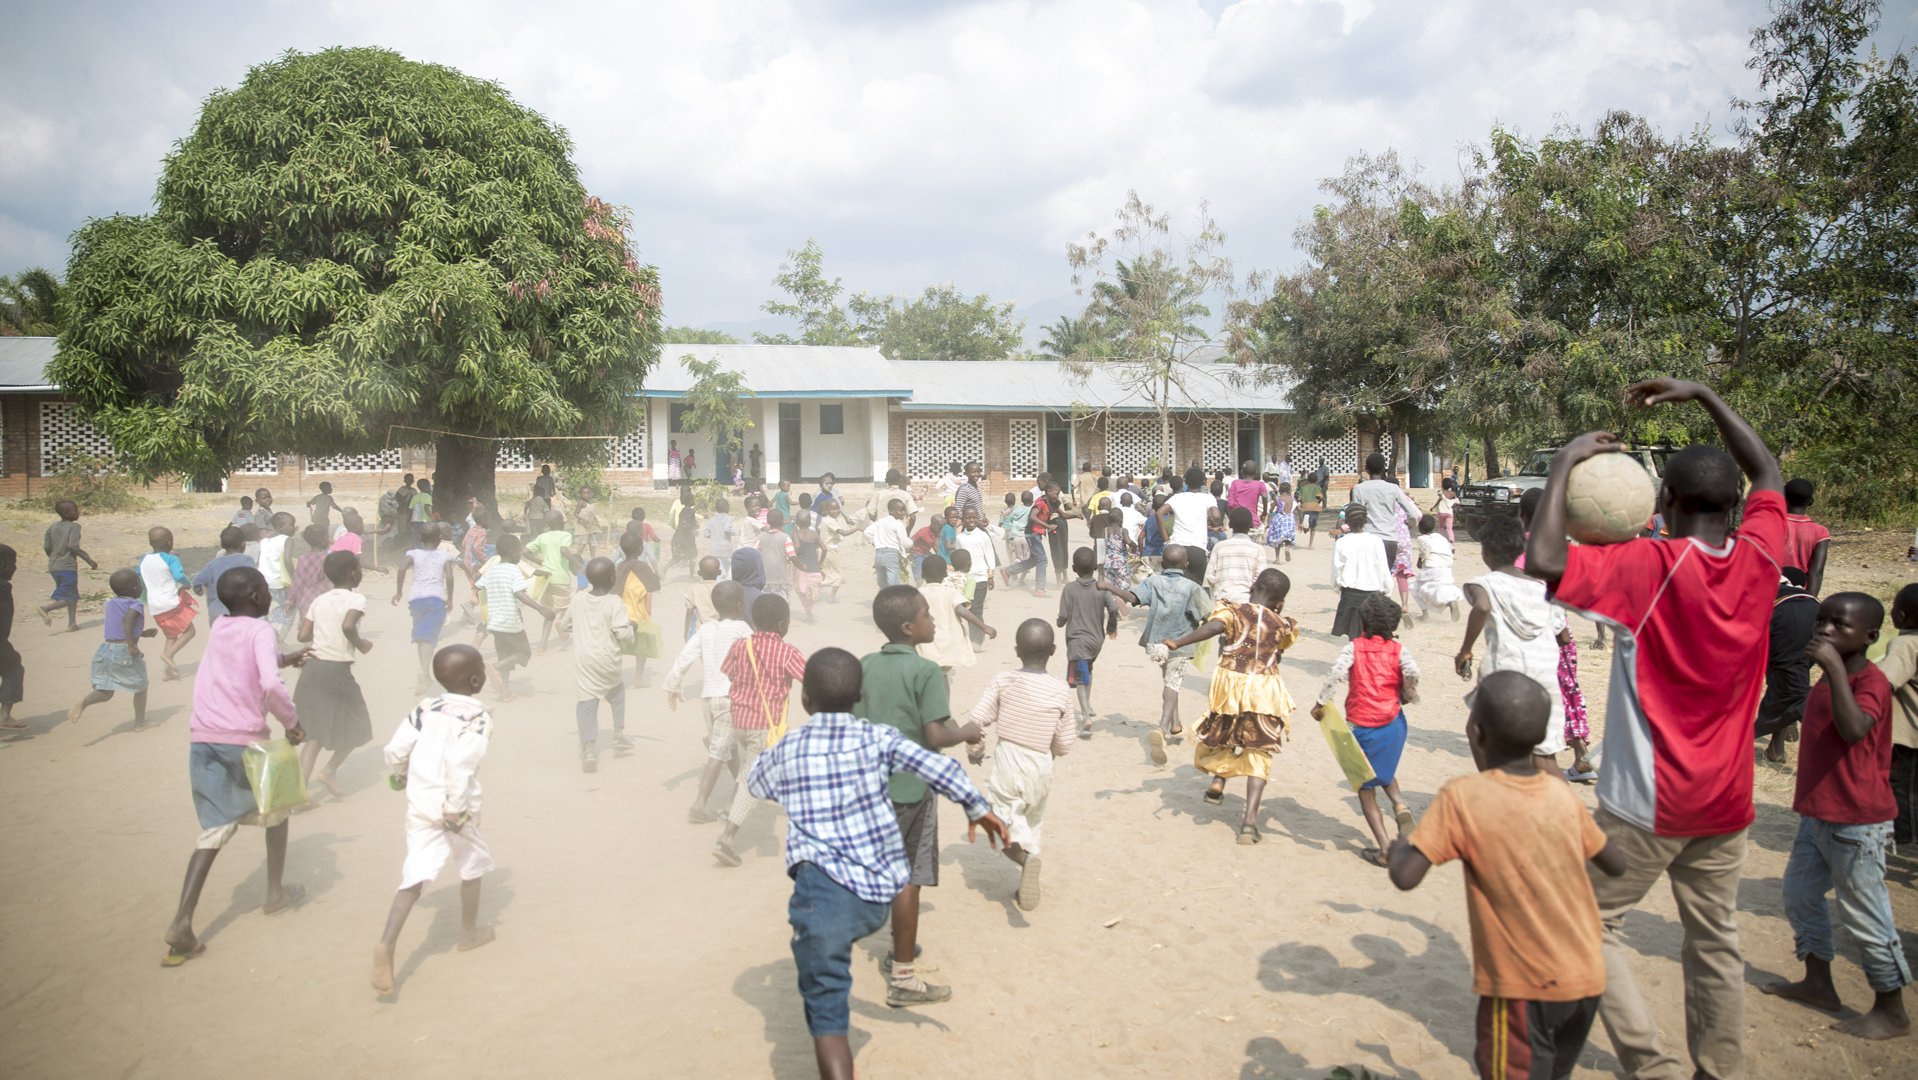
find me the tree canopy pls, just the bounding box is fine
[754,239,1025,359]
[53,46,660,503]
[0,269,64,336]
[661,325,741,344]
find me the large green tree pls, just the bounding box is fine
[755,239,1024,359]
[54,47,660,505]
[0,268,64,336]
[661,325,740,344]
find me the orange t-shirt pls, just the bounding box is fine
[1410,769,1608,1001]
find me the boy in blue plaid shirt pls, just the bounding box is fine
[748,647,1006,1080]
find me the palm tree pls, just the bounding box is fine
[0,268,64,336]
[1039,316,1085,359]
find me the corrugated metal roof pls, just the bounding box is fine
[0,336,57,390]
[643,344,910,398]
[891,358,1296,413]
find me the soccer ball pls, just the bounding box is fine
[1564,453,1655,545]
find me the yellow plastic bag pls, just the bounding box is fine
[1317,703,1377,792]
[244,738,309,816]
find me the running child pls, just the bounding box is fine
[1314,593,1422,867]
[39,499,97,632]
[665,581,753,823]
[615,532,662,688]
[954,507,998,647]
[140,526,198,679]
[371,643,497,995]
[1161,568,1301,846]
[1388,670,1627,1080]
[963,618,1075,912]
[1331,506,1388,639]
[0,546,17,728]
[1099,506,1132,637]
[702,497,737,572]
[712,594,809,868]
[162,565,310,967]
[1783,477,1832,594]
[746,647,1005,1078]
[523,511,578,651]
[791,511,824,621]
[475,534,552,700]
[287,524,333,620]
[295,550,374,800]
[1295,473,1324,548]
[1265,482,1296,562]
[66,568,155,729]
[1411,514,1463,621]
[306,481,338,530]
[1101,546,1211,765]
[573,495,605,558]
[394,522,459,690]
[569,556,634,772]
[625,506,662,565]
[758,508,796,597]
[856,586,989,1007]
[259,512,298,637]
[1056,547,1107,737]
[192,526,256,622]
[915,555,995,689]
[1761,592,1911,1040]
[686,555,722,639]
[1455,517,1565,772]
[1881,584,1918,845]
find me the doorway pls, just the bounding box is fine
[779,403,801,482]
[1237,418,1261,470]
[1044,414,1072,481]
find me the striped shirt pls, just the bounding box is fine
[477,562,528,632]
[721,632,808,730]
[970,669,1076,756]
[1203,534,1269,604]
[748,711,992,903]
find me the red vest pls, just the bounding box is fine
[1347,636,1404,728]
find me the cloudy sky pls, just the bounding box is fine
[5,0,1914,336]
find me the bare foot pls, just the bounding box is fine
[1762,977,1842,1013]
[372,943,396,993]
[263,883,306,916]
[314,771,345,798]
[39,608,53,627]
[0,717,28,731]
[1832,1007,1911,1041]
[1763,742,1788,764]
[457,926,496,952]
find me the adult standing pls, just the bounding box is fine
[1073,461,1099,516]
[1525,378,1786,1080]
[953,462,986,526]
[1351,453,1422,568]
[1159,466,1219,585]
[1226,461,1267,527]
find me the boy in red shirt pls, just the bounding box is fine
[1389,670,1626,1080]
[1761,592,1909,1040]
[1525,378,1785,1079]
[1782,477,1832,595]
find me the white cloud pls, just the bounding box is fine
[2,0,1901,327]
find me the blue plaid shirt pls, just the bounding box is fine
[748,711,992,903]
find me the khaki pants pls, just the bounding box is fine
[724,726,771,828]
[1588,809,1746,1080]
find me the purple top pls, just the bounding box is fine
[188,615,297,745]
[103,596,144,642]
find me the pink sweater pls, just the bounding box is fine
[188,615,297,745]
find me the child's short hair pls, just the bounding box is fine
[713,580,746,617]
[1071,546,1097,575]
[319,481,333,493]
[1825,591,1886,637]
[1894,583,1918,628]
[1518,488,1543,527]
[215,565,265,614]
[1252,567,1291,604]
[799,492,813,508]
[109,568,141,597]
[888,498,906,515]
[1014,618,1055,658]
[631,506,647,521]
[1021,490,1034,505]
[804,647,862,712]
[753,593,790,631]
[1417,514,1437,535]
[943,505,959,519]
[697,555,721,580]
[322,550,359,586]
[1359,593,1402,637]
[271,511,295,530]
[494,533,524,561]
[1477,516,1527,567]
[921,554,948,582]
[949,548,972,572]
[767,508,785,528]
[239,495,254,509]
[219,525,246,550]
[1784,477,1815,510]
[1228,506,1253,533]
[713,498,730,514]
[1663,445,1742,514]
[302,523,329,549]
[1279,482,1292,494]
[871,584,923,641]
[1472,670,1552,755]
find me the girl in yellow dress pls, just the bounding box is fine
[615,531,662,687]
[1161,568,1300,845]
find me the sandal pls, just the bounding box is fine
[1237,824,1261,845]
[1361,847,1389,868]
[1394,805,1415,834]
[1203,783,1225,805]
[161,941,207,968]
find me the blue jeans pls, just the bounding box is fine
[873,551,903,588]
[1782,817,1912,992]
[788,862,890,1037]
[1021,542,1048,589]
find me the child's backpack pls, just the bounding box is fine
[378,490,401,520]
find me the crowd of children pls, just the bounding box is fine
[8,384,1916,1080]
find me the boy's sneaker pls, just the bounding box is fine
[612,733,634,751]
[581,743,599,773]
[886,978,953,1008]
[879,948,937,978]
[1015,855,1042,911]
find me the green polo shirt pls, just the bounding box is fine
[855,642,952,804]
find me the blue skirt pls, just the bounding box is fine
[189,743,256,830]
[1350,709,1408,789]
[50,570,79,603]
[89,641,149,693]
[410,597,448,643]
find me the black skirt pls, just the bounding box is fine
[293,659,372,752]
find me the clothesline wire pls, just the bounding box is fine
[383,425,631,446]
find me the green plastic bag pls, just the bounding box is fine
[244,738,309,816]
[1318,703,1377,792]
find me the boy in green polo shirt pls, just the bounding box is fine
[857,584,985,1008]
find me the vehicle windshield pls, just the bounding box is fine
[1518,451,1553,477]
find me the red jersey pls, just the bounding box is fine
[1782,514,1830,574]
[1553,490,1787,837]
[1348,636,1406,727]
[1793,663,1894,824]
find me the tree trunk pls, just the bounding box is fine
[188,469,226,493]
[1480,431,1499,480]
[434,436,498,521]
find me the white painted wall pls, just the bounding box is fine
[800,398,877,481]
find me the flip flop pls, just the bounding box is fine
[1361,847,1389,868]
[1394,805,1416,833]
[1237,824,1261,845]
[1148,730,1168,766]
[161,941,206,968]
[1203,786,1225,805]
[263,883,306,916]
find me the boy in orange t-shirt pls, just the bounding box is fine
[1389,670,1627,1080]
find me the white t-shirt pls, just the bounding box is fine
[407,547,457,601]
[916,581,974,670]
[139,552,182,615]
[307,587,368,662]
[955,528,997,580]
[258,534,291,589]
[1163,491,1217,548]
[867,516,909,553]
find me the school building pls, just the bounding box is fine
[0,338,1383,499]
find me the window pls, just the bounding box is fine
[669,404,690,434]
[819,404,844,435]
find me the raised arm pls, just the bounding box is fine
[1627,378,1782,495]
[1525,431,1620,588]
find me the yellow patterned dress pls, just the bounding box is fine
[1192,601,1302,780]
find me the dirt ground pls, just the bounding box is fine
[1,491,1914,1079]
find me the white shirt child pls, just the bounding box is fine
[385,692,496,889]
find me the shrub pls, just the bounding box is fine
[16,453,152,513]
